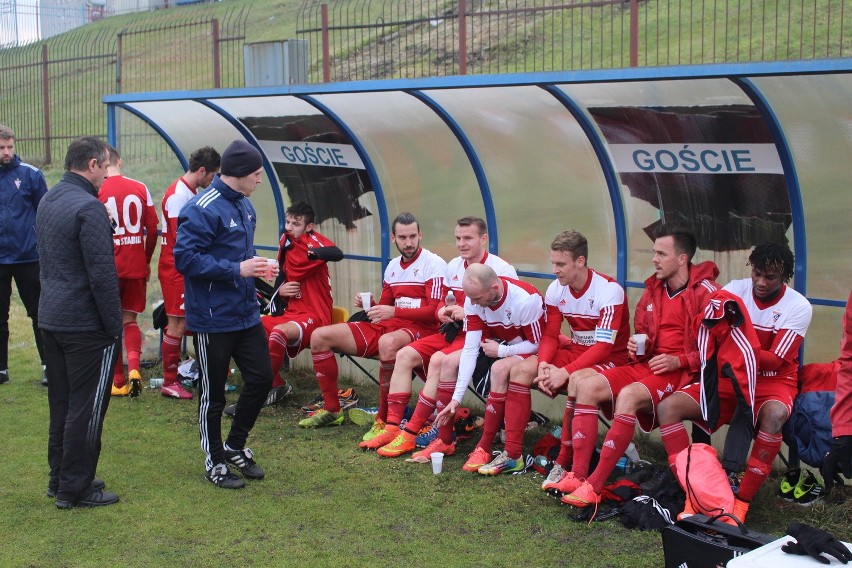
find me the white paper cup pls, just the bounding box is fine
[633,333,648,356]
[431,452,444,474]
[359,292,372,310]
[265,258,277,280]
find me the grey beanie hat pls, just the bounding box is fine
[220,140,263,177]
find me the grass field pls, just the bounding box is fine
[2,294,851,567]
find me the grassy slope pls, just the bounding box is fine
[2,299,850,566]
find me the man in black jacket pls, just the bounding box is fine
[37,136,122,509]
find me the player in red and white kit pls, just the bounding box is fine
[431,263,546,475]
[500,231,632,491]
[560,227,719,509]
[99,146,158,397]
[370,216,517,458]
[300,212,447,433]
[225,202,342,416]
[158,146,220,400]
[657,242,812,521]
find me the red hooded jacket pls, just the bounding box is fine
[633,260,720,389]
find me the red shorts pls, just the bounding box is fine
[600,362,687,432]
[550,342,623,374]
[347,320,433,358]
[677,376,797,434]
[118,277,147,314]
[160,280,185,318]
[405,332,466,370]
[261,313,326,359]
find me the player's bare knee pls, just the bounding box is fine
[757,402,788,434]
[394,346,419,370]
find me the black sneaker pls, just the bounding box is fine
[264,383,293,408]
[206,463,245,489]
[56,488,119,509]
[224,447,265,479]
[47,478,105,499]
[793,470,824,505]
[0,370,8,385]
[778,467,801,501]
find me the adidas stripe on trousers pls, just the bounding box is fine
[195,324,272,471]
[42,329,120,502]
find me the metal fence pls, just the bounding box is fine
[296,0,850,82]
[0,7,248,166]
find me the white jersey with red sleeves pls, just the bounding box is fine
[544,269,630,349]
[98,175,159,279]
[464,277,545,344]
[723,278,812,380]
[444,251,518,302]
[381,247,447,310]
[158,177,198,285]
[453,277,545,402]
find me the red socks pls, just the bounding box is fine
[268,329,288,387]
[586,413,636,493]
[660,422,690,471]
[504,383,531,459]
[312,350,340,412]
[385,392,411,427]
[436,381,456,444]
[554,397,576,468]
[112,353,125,387]
[377,360,393,422]
[161,332,181,385]
[570,404,600,479]
[123,321,142,373]
[477,391,506,454]
[403,392,437,435]
[737,430,782,501]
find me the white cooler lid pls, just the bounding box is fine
[728,536,852,567]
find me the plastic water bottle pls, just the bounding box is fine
[625,442,641,463]
[615,456,629,474]
[445,290,456,306]
[149,378,164,388]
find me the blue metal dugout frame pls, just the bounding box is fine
[105,59,852,319]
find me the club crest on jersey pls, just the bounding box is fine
[229,218,238,228]
[413,268,419,277]
[505,308,512,319]
[15,178,21,189]
[772,310,781,322]
[588,298,594,309]
[646,303,653,311]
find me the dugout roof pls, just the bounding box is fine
[104,59,852,364]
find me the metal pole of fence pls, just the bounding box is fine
[116,32,123,93]
[40,43,51,165]
[458,0,467,75]
[629,0,639,67]
[212,18,221,89]
[321,4,330,82]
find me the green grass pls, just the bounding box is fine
[3,296,851,566]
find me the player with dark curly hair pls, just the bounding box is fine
[657,241,812,522]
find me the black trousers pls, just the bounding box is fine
[0,262,45,370]
[42,329,119,501]
[194,324,272,470]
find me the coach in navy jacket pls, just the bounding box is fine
[174,140,275,489]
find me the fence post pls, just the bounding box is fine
[458,0,467,75]
[116,31,123,93]
[212,19,221,88]
[629,0,638,67]
[321,4,330,82]
[41,43,51,165]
